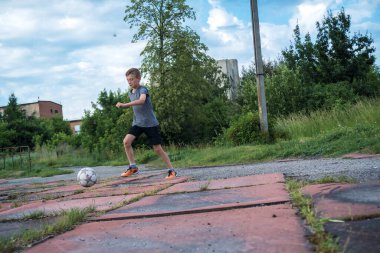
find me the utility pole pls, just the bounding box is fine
[250,0,268,132]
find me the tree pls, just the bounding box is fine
[1,93,42,147]
[80,89,133,156]
[34,117,72,147]
[3,93,25,123]
[125,0,231,143]
[124,0,195,87]
[283,8,376,88]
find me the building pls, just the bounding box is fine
[217,59,240,99]
[69,119,82,134]
[0,100,63,119]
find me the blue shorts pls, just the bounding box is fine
[128,125,162,145]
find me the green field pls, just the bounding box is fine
[1,99,379,179]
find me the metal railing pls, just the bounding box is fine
[0,146,31,171]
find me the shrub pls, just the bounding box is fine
[224,112,273,145]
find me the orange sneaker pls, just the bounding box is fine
[121,167,139,177]
[165,169,177,180]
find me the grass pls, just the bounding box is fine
[286,176,357,252]
[1,98,379,179]
[0,206,95,253]
[286,179,341,253]
[275,99,380,140]
[144,122,378,168]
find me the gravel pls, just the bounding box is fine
[2,157,380,186]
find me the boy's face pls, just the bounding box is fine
[126,74,140,89]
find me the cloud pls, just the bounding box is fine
[0,0,138,120]
[201,2,253,68]
[344,0,379,23]
[260,23,292,60]
[0,8,38,39]
[289,1,331,35]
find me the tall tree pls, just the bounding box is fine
[2,94,42,147]
[283,8,376,86]
[80,89,133,155]
[124,0,230,143]
[124,0,195,87]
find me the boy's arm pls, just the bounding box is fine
[116,94,146,108]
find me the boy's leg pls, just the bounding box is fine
[123,134,136,164]
[153,144,177,179]
[121,131,139,177]
[153,144,173,169]
[146,126,176,179]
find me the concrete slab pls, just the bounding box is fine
[23,204,312,253]
[0,216,61,240]
[159,173,284,194]
[94,183,289,221]
[302,182,380,219]
[324,218,380,253]
[100,172,165,187]
[0,194,139,220]
[62,185,163,200]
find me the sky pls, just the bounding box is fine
[0,0,379,120]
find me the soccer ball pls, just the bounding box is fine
[77,167,97,187]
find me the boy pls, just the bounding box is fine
[116,68,177,179]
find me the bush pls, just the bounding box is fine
[223,112,273,145]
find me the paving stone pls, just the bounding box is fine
[95,183,289,221]
[0,194,139,220]
[302,182,380,219]
[23,204,312,253]
[325,218,380,253]
[159,173,284,194]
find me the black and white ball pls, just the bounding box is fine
[77,167,97,187]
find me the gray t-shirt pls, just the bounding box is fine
[128,86,159,127]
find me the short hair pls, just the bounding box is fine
[126,68,141,78]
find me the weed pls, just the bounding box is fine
[74,190,85,194]
[11,200,23,208]
[286,179,341,252]
[22,211,46,220]
[199,180,211,191]
[311,176,357,184]
[0,206,95,253]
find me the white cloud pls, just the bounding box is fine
[289,1,330,35]
[0,8,38,39]
[260,23,292,60]
[345,0,379,23]
[201,2,253,68]
[206,8,244,32]
[0,45,32,70]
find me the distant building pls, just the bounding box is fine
[69,119,82,134]
[0,100,63,119]
[217,59,240,99]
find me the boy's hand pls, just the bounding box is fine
[116,102,125,108]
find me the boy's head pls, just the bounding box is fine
[126,68,141,79]
[125,68,141,89]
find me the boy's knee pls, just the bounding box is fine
[123,138,132,147]
[153,145,163,154]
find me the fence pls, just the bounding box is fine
[0,146,31,171]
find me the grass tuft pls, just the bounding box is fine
[286,179,341,253]
[0,206,95,253]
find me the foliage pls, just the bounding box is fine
[80,89,132,157]
[223,112,273,145]
[274,98,380,140]
[282,8,376,87]
[125,0,232,144]
[33,117,73,150]
[0,94,42,148]
[125,0,196,87]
